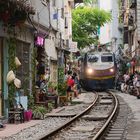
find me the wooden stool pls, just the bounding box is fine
[59,96,68,106]
[67,92,73,101]
[8,110,24,123]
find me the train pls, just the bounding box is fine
[78,50,116,90]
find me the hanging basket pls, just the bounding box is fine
[6,70,16,83]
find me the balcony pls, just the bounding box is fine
[130,0,136,9]
[0,0,35,27]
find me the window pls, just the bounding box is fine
[61,8,64,19]
[87,55,98,63]
[101,56,113,62]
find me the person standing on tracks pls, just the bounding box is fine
[73,72,81,97]
[66,75,75,100]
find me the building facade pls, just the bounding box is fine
[98,0,121,52]
[0,0,35,117]
[0,0,76,118]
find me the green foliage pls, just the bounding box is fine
[72,6,111,49]
[32,105,47,119]
[58,67,64,83]
[48,81,54,89]
[8,38,16,70]
[57,82,67,96]
[28,94,35,109]
[47,103,54,112]
[8,82,16,108]
[48,81,57,90]
[7,38,16,108]
[120,62,129,75]
[57,66,66,96]
[31,48,36,93]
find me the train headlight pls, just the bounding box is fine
[110,68,114,73]
[87,68,93,74]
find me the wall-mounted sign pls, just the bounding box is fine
[69,41,78,52]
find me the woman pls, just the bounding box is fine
[66,75,75,100]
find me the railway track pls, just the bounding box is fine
[40,91,118,140]
[2,91,118,140]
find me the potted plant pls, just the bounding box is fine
[32,105,47,120]
[58,81,67,96]
[58,81,68,106]
[48,81,54,93]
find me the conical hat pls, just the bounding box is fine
[14,78,21,88]
[15,57,21,67]
[6,70,16,83]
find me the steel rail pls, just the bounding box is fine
[92,90,119,140]
[40,92,99,140]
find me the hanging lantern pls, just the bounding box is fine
[6,70,16,83]
[126,62,131,67]
[14,78,21,89]
[15,57,21,68]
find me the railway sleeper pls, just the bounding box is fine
[82,114,108,121]
[101,96,113,99]
[45,113,76,117]
[100,99,113,104]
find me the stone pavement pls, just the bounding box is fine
[117,91,140,140]
[0,120,42,139]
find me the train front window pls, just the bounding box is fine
[101,56,113,62]
[87,55,98,63]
